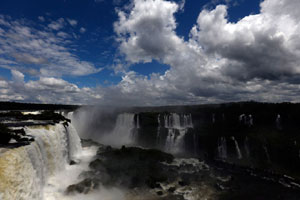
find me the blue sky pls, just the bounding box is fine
[0,0,260,86]
[0,0,300,105]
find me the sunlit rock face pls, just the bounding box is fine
[0,123,81,200]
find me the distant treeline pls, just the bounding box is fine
[1,100,300,112]
[130,101,300,114]
[0,101,80,111]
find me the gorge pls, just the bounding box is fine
[1,102,300,199]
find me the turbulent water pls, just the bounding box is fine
[0,123,82,200]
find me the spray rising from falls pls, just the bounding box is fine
[163,113,193,154]
[244,136,250,158]
[102,113,135,147]
[0,123,82,200]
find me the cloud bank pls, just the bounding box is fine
[109,0,300,105]
[0,15,100,77]
[1,0,300,105]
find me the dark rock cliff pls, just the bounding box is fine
[73,102,300,179]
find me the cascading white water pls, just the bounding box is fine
[244,136,250,157]
[164,113,193,154]
[156,114,161,145]
[249,115,253,126]
[165,129,188,154]
[263,145,271,162]
[101,113,135,146]
[136,114,140,129]
[239,114,245,122]
[218,137,227,159]
[276,114,281,129]
[164,113,193,129]
[231,136,242,159]
[65,122,82,160]
[239,114,253,127]
[0,122,82,200]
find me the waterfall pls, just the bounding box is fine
[212,114,215,123]
[164,113,193,129]
[276,114,282,129]
[244,136,250,157]
[231,136,242,159]
[248,115,253,126]
[239,114,253,127]
[66,111,74,121]
[64,112,83,159]
[136,114,140,129]
[218,137,227,159]
[183,114,193,128]
[165,129,187,154]
[156,114,161,145]
[165,129,176,152]
[65,123,82,160]
[0,122,82,200]
[163,113,193,154]
[239,114,245,122]
[102,113,135,146]
[263,145,271,162]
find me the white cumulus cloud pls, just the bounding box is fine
[0,15,101,77]
[109,0,300,105]
[3,0,300,105]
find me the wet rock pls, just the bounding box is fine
[96,145,113,155]
[178,180,190,186]
[106,145,113,151]
[93,147,174,188]
[12,129,26,136]
[145,179,162,189]
[215,182,230,191]
[65,178,100,194]
[16,135,34,142]
[89,159,107,172]
[81,139,101,147]
[161,194,185,200]
[69,159,80,165]
[168,187,176,193]
[78,171,95,179]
